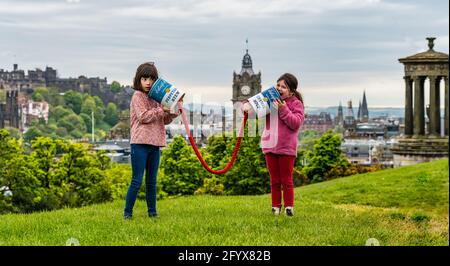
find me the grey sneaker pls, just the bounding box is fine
[124,215,133,220]
[285,207,294,217]
[272,207,280,216]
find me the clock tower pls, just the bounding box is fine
[232,41,261,131]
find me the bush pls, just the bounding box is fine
[0,131,127,214]
[194,177,224,195]
[219,128,270,195]
[159,136,206,196]
[292,168,309,187]
[303,130,348,183]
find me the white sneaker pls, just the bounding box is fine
[285,207,294,217]
[272,207,280,215]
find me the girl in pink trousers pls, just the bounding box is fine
[244,73,304,217]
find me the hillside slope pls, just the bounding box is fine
[0,159,448,246]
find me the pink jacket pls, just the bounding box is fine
[261,96,305,157]
[130,90,179,146]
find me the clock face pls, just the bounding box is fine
[241,85,251,96]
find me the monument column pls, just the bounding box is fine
[428,76,440,136]
[445,76,449,136]
[394,37,448,167]
[413,76,425,136]
[404,76,414,136]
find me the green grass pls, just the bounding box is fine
[0,159,448,246]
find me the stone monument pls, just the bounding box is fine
[392,37,449,167]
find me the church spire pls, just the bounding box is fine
[246,38,249,54]
[361,90,369,122]
[337,101,344,125]
[357,101,362,121]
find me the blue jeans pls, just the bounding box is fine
[124,144,161,217]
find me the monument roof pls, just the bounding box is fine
[399,37,449,64]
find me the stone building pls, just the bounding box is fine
[0,90,20,129]
[1,64,133,131]
[344,100,356,132]
[357,91,369,122]
[341,139,394,167]
[231,41,262,132]
[335,101,344,126]
[21,100,49,130]
[392,37,448,167]
[302,112,334,133]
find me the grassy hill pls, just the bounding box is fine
[0,159,448,246]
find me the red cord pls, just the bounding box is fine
[178,103,248,175]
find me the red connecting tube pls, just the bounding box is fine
[178,103,248,175]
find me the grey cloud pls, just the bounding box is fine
[0,0,448,106]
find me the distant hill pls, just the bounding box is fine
[187,103,406,118]
[305,106,405,118]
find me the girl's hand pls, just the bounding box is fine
[162,106,171,113]
[272,99,286,109]
[241,102,252,113]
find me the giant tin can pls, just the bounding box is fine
[247,86,282,118]
[148,78,185,111]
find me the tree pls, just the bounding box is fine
[303,130,348,183]
[81,97,96,116]
[93,96,105,111]
[205,134,232,167]
[50,141,112,206]
[0,130,44,213]
[56,127,68,138]
[80,113,93,133]
[2,154,44,213]
[4,127,21,139]
[44,87,65,106]
[219,126,270,195]
[57,113,86,133]
[105,102,119,126]
[111,81,121,93]
[32,92,44,102]
[30,137,57,189]
[63,90,83,114]
[32,87,49,101]
[50,106,73,121]
[159,136,206,195]
[0,132,122,214]
[81,96,104,124]
[70,129,84,139]
[24,127,44,143]
[298,129,320,153]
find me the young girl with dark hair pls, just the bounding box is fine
[123,62,182,219]
[261,73,305,217]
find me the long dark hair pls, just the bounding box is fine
[277,73,303,103]
[133,62,158,92]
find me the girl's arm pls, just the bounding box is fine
[163,100,183,125]
[278,100,305,131]
[132,95,165,124]
[163,112,178,125]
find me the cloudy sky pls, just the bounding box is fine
[0,0,448,107]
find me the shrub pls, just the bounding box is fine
[194,177,225,196]
[219,128,270,195]
[159,136,206,195]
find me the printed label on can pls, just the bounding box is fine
[148,78,185,110]
[248,86,281,118]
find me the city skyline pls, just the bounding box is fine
[0,0,448,107]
